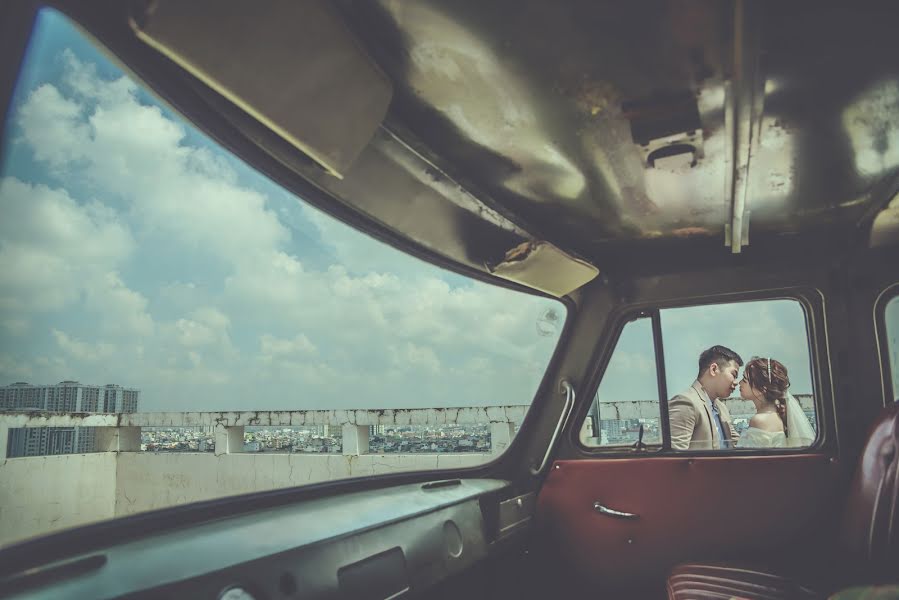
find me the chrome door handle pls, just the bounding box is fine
[593,502,638,519]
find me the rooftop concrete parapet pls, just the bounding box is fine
[111,405,531,428]
[0,412,120,428]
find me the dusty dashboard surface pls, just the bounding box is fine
[2,479,535,599]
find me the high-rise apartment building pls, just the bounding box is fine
[2,381,139,457]
[122,388,139,413]
[0,382,49,411]
[0,381,139,414]
[101,384,140,413]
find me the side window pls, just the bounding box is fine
[581,298,819,451]
[661,299,817,451]
[579,316,662,448]
[884,295,899,402]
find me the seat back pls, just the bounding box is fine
[840,402,899,580]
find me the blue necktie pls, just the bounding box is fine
[710,401,727,448]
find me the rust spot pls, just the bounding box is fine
[671,226,713,237]
[767,171,789,191]
[566,78,621,118]
[500,240,535,262]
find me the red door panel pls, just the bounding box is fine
[535,454,841,588]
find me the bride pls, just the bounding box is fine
[735,357,816,448]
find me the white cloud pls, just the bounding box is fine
[85,273,154,336]
[388,341,442,374]
[52,329,115,362]
[259,333,318,361]
[0,177,136,313]
[17,51,290,268]
[174,307,231,348]
[15,83,87,168]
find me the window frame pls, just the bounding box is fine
[874,282,899,405]
[574,287,830,456]
[0,4,578,484]
[578,311,668,450]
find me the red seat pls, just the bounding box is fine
[667,563,818,599]
[666,402,899,600]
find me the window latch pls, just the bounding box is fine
[632,423,647,452]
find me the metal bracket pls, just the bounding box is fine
[530,380,575,475]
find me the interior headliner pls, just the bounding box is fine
[334,0,899,261]
[20,0,899,287]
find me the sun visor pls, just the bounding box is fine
[130,0,393,178]
[488,241,599,297]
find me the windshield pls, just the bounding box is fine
[0,8,565,548]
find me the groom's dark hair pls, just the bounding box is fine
[697,345,743,378]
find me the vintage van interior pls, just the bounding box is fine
[1,1,897,599]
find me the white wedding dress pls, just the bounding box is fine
[736,393,816,448]
[737,427,787,448]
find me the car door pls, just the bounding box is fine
[530,265,859,595]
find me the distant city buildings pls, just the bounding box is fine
[2,381,139,457]
[6,426,98,457]
[139,424,493,455]
[1,381,139,413]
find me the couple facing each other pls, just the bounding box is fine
[668,345,815,450]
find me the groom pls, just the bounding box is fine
[669,345,742,450]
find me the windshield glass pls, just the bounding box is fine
[0,9,565,547]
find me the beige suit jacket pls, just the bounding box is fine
[668,381,737,450]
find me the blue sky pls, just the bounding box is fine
[598,299,815,403]
[0,9,822,414]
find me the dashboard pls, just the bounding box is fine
[2,479,535,599]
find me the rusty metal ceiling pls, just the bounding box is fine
[332,0,899,261]
[30,0,899,285]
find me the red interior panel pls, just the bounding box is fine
[535,455,842,589]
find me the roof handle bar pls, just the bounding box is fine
[530,380,575,476]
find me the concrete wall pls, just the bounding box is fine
[0,451,487,546]
[0,453,117,547]
[0,407,521,547]
[114,452,486,516]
